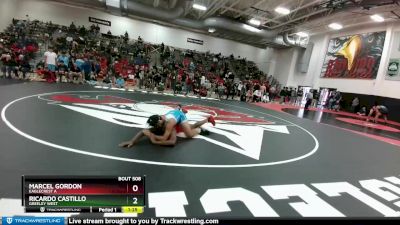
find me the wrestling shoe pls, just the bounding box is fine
[199,128,210,136]
[208,115,216,126]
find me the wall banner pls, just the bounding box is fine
[89,17,111,26]
[187,38,204,45]
[320,31,386,79]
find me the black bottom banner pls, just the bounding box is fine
[66,218,400,225]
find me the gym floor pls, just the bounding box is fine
[1,80,400,218]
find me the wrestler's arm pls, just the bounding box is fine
[119,129,147,148]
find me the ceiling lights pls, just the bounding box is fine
[329,23,343,30]
[243,24,261,33]
[275,7,290,15]
[296,32,309,37]
[370,14,385,22]
[249,18,261,26]
[193,3,207,11]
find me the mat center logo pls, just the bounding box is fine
[42,94,290,161]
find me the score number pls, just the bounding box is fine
[132,197,138,205]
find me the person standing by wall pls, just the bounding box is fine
[139,69,144,89]
[305,90,313,110]
[20,53,31,80]
[288,88,293,104]
[332,91,342,111]
[260,82,266,97]
[312,90,319,108]
[327,91,336,110]
[279,87,286,104]
[217,83,225,99]
[296,87,303,105]
[80,58,92,81]
[237,81,243,97]
[171,71,177,93]
[44,47,57,76]
[181,72,187,94]
[226,80,233,100]
[185,75,192,95]
[56,51,69,82]
[290,88,297,105]
[1,50,11,78]
[240,84,246,102]
[269,85,276,102]
[351,97,360,113]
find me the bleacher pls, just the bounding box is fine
[0,18,280,95]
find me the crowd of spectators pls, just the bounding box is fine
[0,18,283,100]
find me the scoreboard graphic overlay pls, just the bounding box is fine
[22,176,145,213]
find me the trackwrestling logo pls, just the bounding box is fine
[39,94,291,161]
